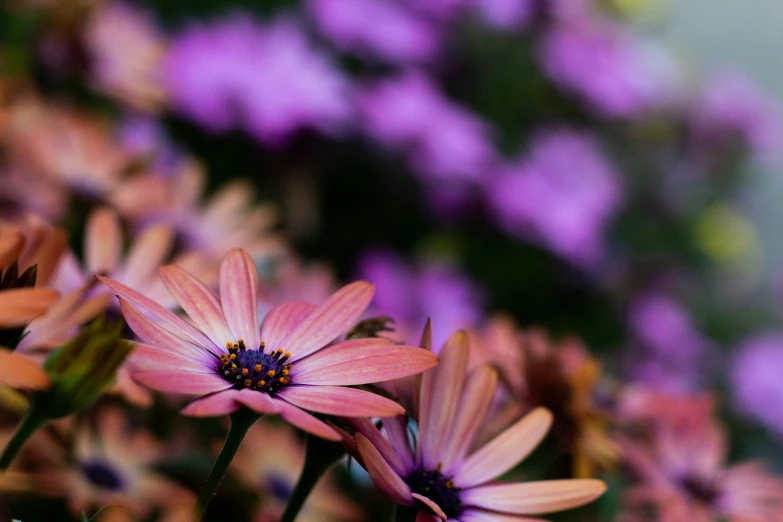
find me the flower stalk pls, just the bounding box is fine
[193,409,260,520]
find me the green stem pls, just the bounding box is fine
[193,409,259,521]
[0,405,47,470]
[280,434,346,522]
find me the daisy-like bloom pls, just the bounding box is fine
[112,162,281,262]
[98,248,439,440]
[342,330,607,521]
[620,413,783,522]
[4,102,132,200]
[233,419,363,522]
[85,2,167,112]
[33,408,193,518]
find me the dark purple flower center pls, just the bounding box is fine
[406,464,462,519]
[679,475,719,505]
[79,460,125,491]
[265,472,295,502]
[217,339,292,394]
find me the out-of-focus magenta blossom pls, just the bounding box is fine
[473,0,534,31]
[690,70,783,165]
[99,249,438,440]
[86,2,167,112]
[731,334,783,437]
[539,17,681,118]
[356,249,484,348]
[164,14,351,146]
[626,291,712,392]
[358,73,496,183]
[486,129,621,265]
[307,0,440,63]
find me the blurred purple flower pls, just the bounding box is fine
[356,249,484,347]
[626,291,712,392]
[307,0,440,63]
[486,129,621,265]
[358,72,496,183]
[164,14,351,146]
[731,334,783,437]
[539,17,681,118]
[473,0,534,31]
[690,70,783,165]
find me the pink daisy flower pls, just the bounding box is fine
[98,248,439,441]
[341,330,607,521]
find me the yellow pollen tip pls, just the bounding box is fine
[446,480,454,489]
[284,352,291,358]
[241,368,249,377]
[230,363,237,370]
[282,369,289,376]
[229,353,237,361]
[254,364,262,372]
[258,380,266,387]
[260,341,266,348]
[225,342,233,349]
[435,463,443,472]
[267,370,276,377]
[244,379,252,387]
[276,348,283,354]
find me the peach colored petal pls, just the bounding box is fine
[0,231,24,267]
[283,281,375,362]
[220,249,260,350]
[455,408,553,489]
[460,510,548,521]
[130,342,215,373]
[98,274,220,352]
[279,385,404,417]
[133,369,232,395]
[234,388,281,415]
[420,331,469,469]
[274,399,341,440]
[260,301,317,349]
[356,432,413,506]
[160,264,233,346]
[85,207,122,274]
[441,365,498,474]
[0,349,49,389]
[384,415,415,472]
[0,288,60,327]
[345,417,406,475]
[461,479,607,515]
[291,340,439,386]
[412,493,447,520]
[181,390,242,417]
[119,298,215,365]
[121,225,173,287]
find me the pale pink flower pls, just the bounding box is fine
[98,248,439,440]
[112,163,281,261]
[343,330,606,521]
[85,2,167,112]
[233,420,364,522]
[621,417,783,522]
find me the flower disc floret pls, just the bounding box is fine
[218,339,292,393]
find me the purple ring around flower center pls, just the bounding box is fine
[217,339,292,394]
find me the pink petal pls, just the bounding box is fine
[345,417,406,475]
[441,366,498,474]
[160,264,234,346]
[282,281,374,362]
[412,318,433,418]
[460,509,548,522]
[121,225,173,287]
[273,399,341,440]
[0,288,60,327]
[130,342,215,373]
[455,408,553,489]
[133,369,232,395]
[97,275,219,352]
[355,432,413,506]
[119,298,216,365]
[234,389,281,415]
[420,331,469,469]
[415,512,441,522]
[291,339,439,386]
[260,301,317,350]
[0,349,49,390]
[384,416,415,472]
[412,494,447,521]
[182,390,242,417]
[85,207,121,274]
[460,480,607,515]
[219,249,260,350]
[279,385,404,417]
